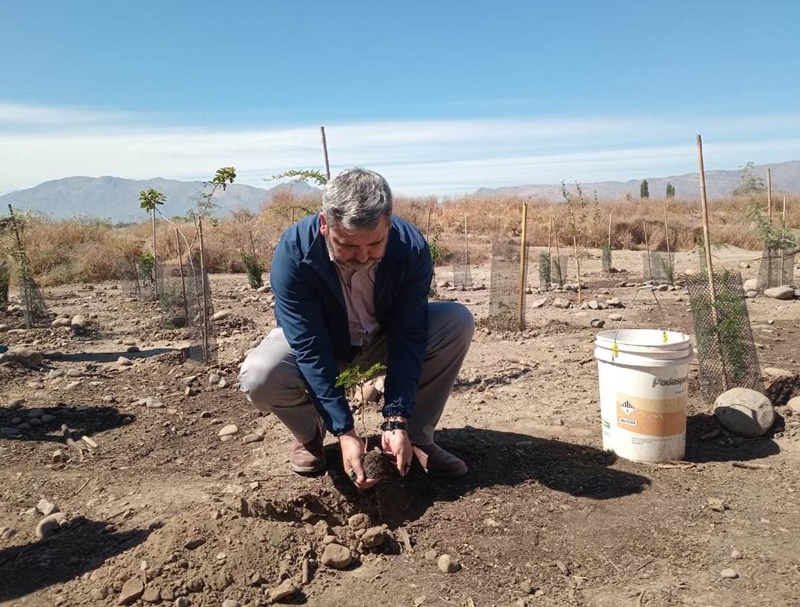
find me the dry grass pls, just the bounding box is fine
[2,192,797,286]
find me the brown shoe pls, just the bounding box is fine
[412,443,468,478]
[290,428,326,474]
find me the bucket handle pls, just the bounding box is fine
[610,286,670,359]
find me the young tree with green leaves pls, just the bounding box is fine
[139,188,166,295]
[665,183,675,198]
[640,179,650,199]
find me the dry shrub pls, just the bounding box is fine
[7,192,799,286]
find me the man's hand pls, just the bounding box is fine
[338,431,379,489]
[381,416,413,476]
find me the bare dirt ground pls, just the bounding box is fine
[1,246,799,607]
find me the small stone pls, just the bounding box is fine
[424,549,438,561]
[268,579,299,601]
[211,310,231,322]
[348,513,372,531]
[590,318,605,328]
[320,543,353,569]
[437,554,461,573]
[731,549,742,559]
[720,568,739,579]
[530,297,547,309]
[707,497,726,512]
[36,498,59,516]
[552,297,571,309]
[174,598,190,607]
[1,527,16,540]
[118,577,145,605]
[242,433,263,444]
[90,587,109,600]
[142,587,160,603]
[208,373,221,385]
[36,512,67,538]
[608,313,623,322]
[183,537,206,550]
[361,526,386,548]
[221,600,239,607]
[218,425,239,437]
[483,518,501,528]
[117,356,133,366]
[764,286,795,300]
[788,396,800,415]
[126,346,140,353]
[52,449,68,463]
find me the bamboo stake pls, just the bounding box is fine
[767,168,772,225]
[321,126,331,181]
[554,222,562,286]
[152,207,159,299]
[175,227,189,323]
[426,205,433,240]
[569,204,582,303]
[463,214,470,286]
[697,134,728,391]
[198,217,210,363]
[781,196,787,282]
[643,221,653,280]
[518,202,528,330]
[664,201,672,284]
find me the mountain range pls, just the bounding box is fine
[0,176,318,223]
[475,160,800,200]
[1,159,799,223]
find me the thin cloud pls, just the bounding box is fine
[0,101,798,196]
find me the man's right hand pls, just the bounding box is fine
[338,431,379,489]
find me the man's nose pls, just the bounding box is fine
[355,248,370,263]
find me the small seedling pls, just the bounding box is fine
[335,362,386,436]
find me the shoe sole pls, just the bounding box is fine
[290,460,327,474]
[423,466,468,478]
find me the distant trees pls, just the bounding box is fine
[732,162,766,196]
[640,179,650,199]
[665,183,675,198]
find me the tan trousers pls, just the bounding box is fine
[238,301,474,446]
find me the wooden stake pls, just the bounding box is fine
[570,204,582,302]
[198,217,210,363]
[554,222,562,286]
[463,213,470,278]
[518,202,529,330]
[175,227,188,322]
[767,168,772,225]
[426,205,433,240]
[608,211,612,249]
[321,126,331,181]
[697,134,728,391]
[643,221,653,280]
[664,201,672,283]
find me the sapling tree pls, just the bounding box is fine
[335,362,387,436]
[640,179,650,199]
[665,183,676,198]
[139,188,166,296]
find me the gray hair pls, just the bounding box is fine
[322,168,393,231]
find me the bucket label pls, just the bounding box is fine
[616,393,686,437]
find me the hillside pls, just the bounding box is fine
[474,159,800,200]
[0,176,318,223]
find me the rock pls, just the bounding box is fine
[1,527,16,540]
[36,498,59,516]
[118,577,145,605]
[268,579,299,601]
[764,286,795,300]
[361,526,386,548]
[424,549,438,560]
[90,587,109,600]
[117,356,133,366]
[552,297,570,309]
[35,512,67,538]
[743,278,760,292]
[606,297,623,307]
[51,317,71,328]
[588,300,600,310]
[211,310,231,322]
[208,373,221,385]
[714,388,775,437]
[242,433,263,444]
[320,543,353,569]
[437,554,461,573]
[530,297,547,309]
[221,600,239,607]
[720,568,739,579]
[745,290,758,298]
[142,587,160,603]
[183,537,206,550]
[362,382,380,403]
[348,513,372,531]
[608,313,623,322]
[788,396,800,415]
[218,424,239,437]
[174,598,190,607]
[70,315,87,331]
[590,319,605,328]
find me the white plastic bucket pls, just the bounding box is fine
[595,329,692,462]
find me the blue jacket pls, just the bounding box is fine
[270,212,432,435]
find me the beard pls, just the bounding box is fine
[326,239,382,272]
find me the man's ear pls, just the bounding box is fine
[319,212,329,236]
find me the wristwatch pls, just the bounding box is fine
[380,420,408,432]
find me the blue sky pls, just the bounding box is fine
[1,0,799,196]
